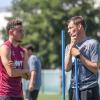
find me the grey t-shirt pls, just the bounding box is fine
[28,55,41,90]
[65,37,100,90]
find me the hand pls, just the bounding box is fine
[71,47,80,57]
[22,69,30,80]
[22,73,30,80]
[70,35,78,48]
[28,84,34,91]
[8,60,15,68]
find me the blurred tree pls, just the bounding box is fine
[1,28,8,41]
[2,0,100,68]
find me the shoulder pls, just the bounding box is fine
[29,55,37,60]
[84,38,99,48]
[0,44,11,56]
[86,37,99,44]
[0,43,11,51]
[29,55,41,63]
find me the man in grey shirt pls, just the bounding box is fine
[26,45,41,100]
[65,16,100,100]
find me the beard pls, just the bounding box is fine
[14,36,23,43]
[15,39,22,43]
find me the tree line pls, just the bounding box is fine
[1,0,100,69]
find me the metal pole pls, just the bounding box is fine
[74,57,79,100]
[61,30,65,100]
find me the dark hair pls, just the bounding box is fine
[26,44,34,52]
[6,18,22,33]
[67,16,86,29]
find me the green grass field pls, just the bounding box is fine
[24,93,68,100]
[37,94,68,100]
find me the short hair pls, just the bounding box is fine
[26,44,34,52]
[67,16,86,29]
[6,18,22,33]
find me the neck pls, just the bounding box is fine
[77,31,87,43]
[8,38,19,47]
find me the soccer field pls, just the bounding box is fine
[24,94,68,100]
[37,94,61,100]
[37,94,68,100]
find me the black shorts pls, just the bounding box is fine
[28,90,39,100]
[69,85,99,100]
[0,97,23,100]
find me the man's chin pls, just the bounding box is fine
[15,40,22,43]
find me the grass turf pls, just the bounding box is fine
[24,93,68,100]
[37,94,68,100]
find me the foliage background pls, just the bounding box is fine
[1,0,100,69]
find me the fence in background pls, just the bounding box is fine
[22,70,100,94]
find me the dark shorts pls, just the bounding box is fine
[0,97,23,100]
[69,85,99,100]
[28,90,39,100]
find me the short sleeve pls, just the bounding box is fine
[28,56,38,72]
[90,40,100,63]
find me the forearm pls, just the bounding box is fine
[80,54,98,74]
[65,49,72,72]
[22,71,30,80]
[23,48,29,70]
[30,71,36,84]
[22,49,30,79]
[23,62,30,79]
[10,68,29,77]
[29,77,35,87]
[28,71,36,91]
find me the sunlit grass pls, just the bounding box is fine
[24,93,68,100]
[37,94,68,100]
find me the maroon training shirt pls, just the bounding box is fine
[0,40,25,97]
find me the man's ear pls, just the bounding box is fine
[78,24,82,30]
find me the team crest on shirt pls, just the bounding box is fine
[14,60,23,68]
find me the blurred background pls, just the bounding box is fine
[0,0,100,100]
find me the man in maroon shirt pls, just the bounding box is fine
[0,18,30,100]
